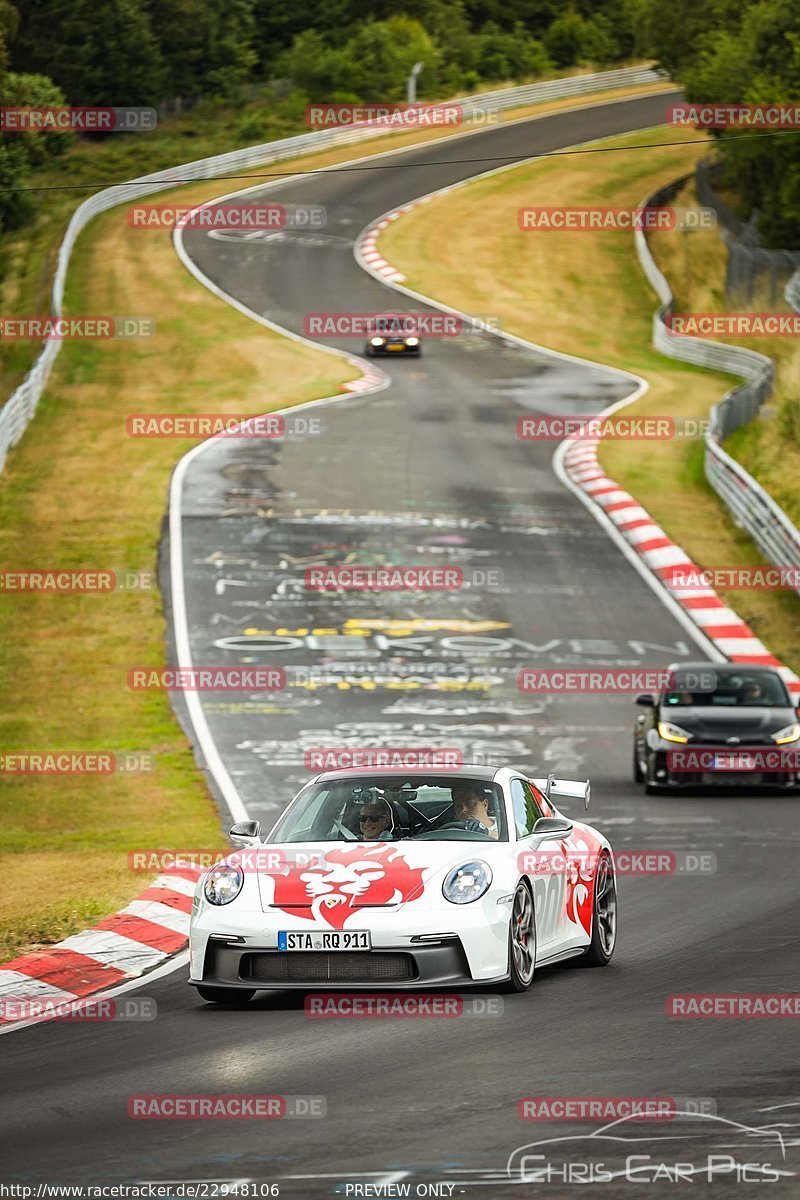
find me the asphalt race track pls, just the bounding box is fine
[3,92,800,1196]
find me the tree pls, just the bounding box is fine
[144,0,256,100]
[14,0,165,105]
[544,11,588,67]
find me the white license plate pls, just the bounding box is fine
[713,752,756,770]
[277,930,371,951]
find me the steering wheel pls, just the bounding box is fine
[437,820,486,833]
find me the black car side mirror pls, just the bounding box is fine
[635,693,655,707]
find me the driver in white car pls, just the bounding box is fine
[452,784,499,839]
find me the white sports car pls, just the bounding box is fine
[189,766,617,1004]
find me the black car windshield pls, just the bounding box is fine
[663,670,790,708]
[268,776,508,842]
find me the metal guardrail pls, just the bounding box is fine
[696,159,800,303]
[635,181,800,595]
[0,65,665,474]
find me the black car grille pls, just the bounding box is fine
[243,952,416,984]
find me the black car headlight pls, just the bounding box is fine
[772,722,800,745]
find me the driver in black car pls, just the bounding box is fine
[451,784,499,839]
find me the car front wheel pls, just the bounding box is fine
[633,741,644,783]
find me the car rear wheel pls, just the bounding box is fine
[581,853,617,966]
[196,985,256,1007]
[504,881,536,992]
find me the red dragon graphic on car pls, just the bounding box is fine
[268,844,426,929]
[565,835,597,936]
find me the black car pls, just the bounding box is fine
[364,315,421,357]
[633,662,800,792]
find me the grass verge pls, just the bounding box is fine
[378,123,800,673]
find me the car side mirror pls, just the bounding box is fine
[230,820,261,846]
[636,693,655,707]
[532,816,574,839]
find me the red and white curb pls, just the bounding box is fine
[358,192,459,284]
[562,436,800,698]
[363,203,800,700]
[0,863,203,1026]
[341,357,386,392]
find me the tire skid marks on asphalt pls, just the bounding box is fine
[0,867,203,1024]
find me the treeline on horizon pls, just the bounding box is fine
[0,0,798,247]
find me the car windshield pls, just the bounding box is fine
[663,670,790,708]
[268,775,508,842]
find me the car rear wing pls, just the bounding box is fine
[532,775,591,811]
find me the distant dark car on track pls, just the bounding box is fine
[365,315,421,357]
[633,662,800,792]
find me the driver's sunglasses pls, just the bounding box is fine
[359,813,383,822]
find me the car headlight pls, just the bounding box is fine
[657,720,692,744]
[443,861,492,905]
[771,722,800,745]
[406,337,419,346]
[203,864,244,905]
[370,337,384,346]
